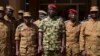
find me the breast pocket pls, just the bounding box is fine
[95,25,100,37]
[84,28,92,36]
[21,29,29,37]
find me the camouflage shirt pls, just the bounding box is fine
[0,20,12,56]
[80,19,100,55]
[65,20,81,46]
[39,16,65,50]
[15,23,38,52]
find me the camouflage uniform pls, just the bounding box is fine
[80,19,100,56]
[39,16,65,56]
[15,23,38,56]
[4,15,16,56]
[65,20,81,56]
[0,20,12,56]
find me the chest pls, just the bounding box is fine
[20,27,36,37]
[0,23,9,37]
[85,22,100,32]
[65,23,80,34]
[43,20,61,31]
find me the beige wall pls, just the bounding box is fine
[0,0,97,19]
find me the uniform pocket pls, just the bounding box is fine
[20,47,27,55]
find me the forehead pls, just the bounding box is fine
[69,13,75,15]
[39,13,46,15]
[18,13,23,15]
[48,8,56,11]
[23,16,31,18]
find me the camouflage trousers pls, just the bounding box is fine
[42,50,61,56]
[66,42,79,56]
[20,46,37,56]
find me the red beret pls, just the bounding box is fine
[48,4,57,9]
[68,9,77,14]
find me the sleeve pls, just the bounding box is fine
[15,26,21,40]
[38,20,44,32]
[79,23,85,50]
[59,18,66,33]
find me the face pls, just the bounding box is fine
[90,11,99,19]
[88,14,92,19]
[68,13,76,21]
[6,9,13,16]
[18,13,23,19]
[48,9,57,17]
[0,11,5,18]
[39,13,47,20]
[23,16,31,25]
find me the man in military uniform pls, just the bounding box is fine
[34,10,47,27]
[17,10,24,26]
[15,12,38,56]
[38,4,65,56]
[0,6,12,56]
[4,5,17,28]
[80,6,100,56]
[65,9,81,56]
[4,5,17,56]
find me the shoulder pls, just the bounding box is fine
[57,17,63,21]
[17,23,24,29]
[64,20,70,24]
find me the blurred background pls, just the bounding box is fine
[0,0,100,21]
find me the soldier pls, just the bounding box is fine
[34,10,47,27]
[38,4,65,56]
[65,9,81,56]
[15,12,38,56]
[4,5,16,56]
[4,5,17,28]
[39,10,47,20]
[17,10,24,26]
[0,6,12,56]
[80,6,100,56]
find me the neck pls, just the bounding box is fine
[26,23,32,27]
[7,15,12,18]
[70,20,76,23]
[89,18,97,21]
[0,18,4,20]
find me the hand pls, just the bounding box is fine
[80,50,87,56]
[38,46,43,53]
[60,46,64,53]
[16,51,20,56]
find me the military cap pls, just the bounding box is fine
[23,12,31,17]
[39,10,47,15]
[18,10,24,14]
[68,9,77,14]
[90,6,99,11]
[48,4,57,9]
[0,6,4,11]
[6,5,14,10]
